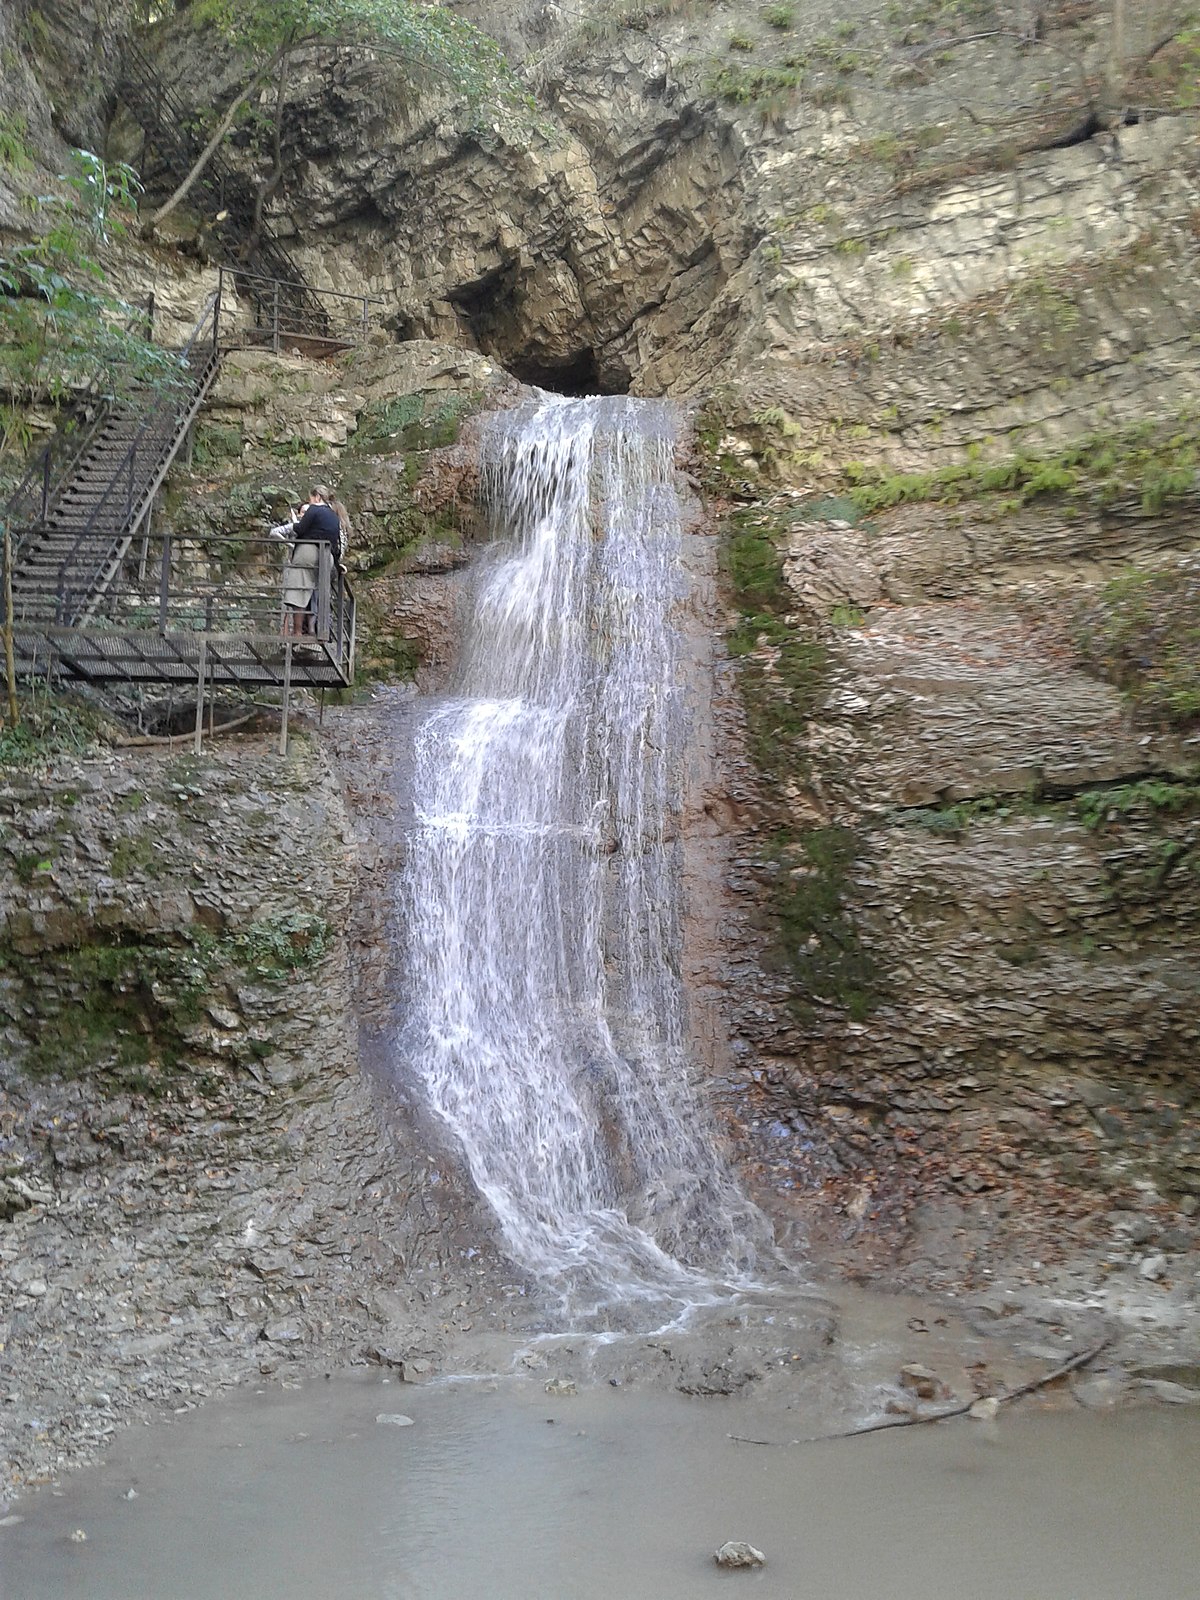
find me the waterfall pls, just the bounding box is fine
[397,396,765,1322]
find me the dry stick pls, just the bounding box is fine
[728,1337,1113,1448]
[114,709,257,749]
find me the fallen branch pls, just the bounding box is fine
[114,709,258,748]
[729,1336,1112,1447]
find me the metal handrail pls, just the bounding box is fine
[49,291,221,621]
[217,266,382,349]
[121,39,332,337]
[87,531,356,674]
[222,267,385,307]
[0,295,156,557]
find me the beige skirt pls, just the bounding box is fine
[282,541,320,609]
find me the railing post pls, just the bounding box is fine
[41,452,50,522]
[272,280,281,354]
[159,532,171,630]
[194,635,207,755]
[280,639,292,755]
[361,296,369,340]
[316,543,331,640]
[213,274,222,349]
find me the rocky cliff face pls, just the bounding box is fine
[2,0,1198,1301]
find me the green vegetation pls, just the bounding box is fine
[885,0,997,35]
[714,484,883,1021]
[829,604,865,628]
[1,913,332,1086]
[151,0,530,232]
[1075,779,1200,832]
[850,126,947,167]
[728,32,754,51]
[1075,564,1200,729]
[762,5,794,30]
[842,422,1199,518]
[0,149,179,416]
[764,827,881,1021]
[350,390,475,455]
[1141,21,1200,109]
[706,60,803,106]
[0,112,34,171]
[895,793,1041,837]
[723,509,829,785]
[191,422,244,466]
[0,702,105,767]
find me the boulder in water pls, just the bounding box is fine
[714,1541,766,1569]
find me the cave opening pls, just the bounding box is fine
[447,265,631,396]
[504,348,630,397]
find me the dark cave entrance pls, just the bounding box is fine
[505,348,630,397]
[447,264,632,397]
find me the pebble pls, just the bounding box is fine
[714,1541,766,1569]
[968,1397,1000,1421]
[1139,1253,1168,1282]
[375,1413,415,1427]
[899,1363,944,1400]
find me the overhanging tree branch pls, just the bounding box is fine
[145,43,293,230]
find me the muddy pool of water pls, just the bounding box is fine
[2,1374,1197,1599]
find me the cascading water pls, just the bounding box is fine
[397,396,767,1323]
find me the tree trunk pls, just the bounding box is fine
[1107,0,1128,110]
[144,47,289,233]
[252,45,293,246]
[3,526,19,729]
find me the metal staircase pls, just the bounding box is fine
[7,292,222,632]
[118,38,333,345]
[0,40,371,710]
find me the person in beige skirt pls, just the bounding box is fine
[271,486,343,637]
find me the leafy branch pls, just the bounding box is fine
[0,150,180,417]
[146,0,531,231]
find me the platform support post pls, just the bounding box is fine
[194,637,207,754]
[280,640,293,755]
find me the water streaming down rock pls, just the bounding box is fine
[398,396,767,1321]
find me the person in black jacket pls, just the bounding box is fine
[276,486,341,637]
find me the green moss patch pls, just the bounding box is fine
[764,827,882,1022]
[0,703,106,768]
[0,914,332,1086]
[722,507,829,786]
[1075,778,1200,832]
[349,391,476,456]
[842,421,1199,519]
[1075,564,1200,729]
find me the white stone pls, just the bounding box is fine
[715,1541,766,1569]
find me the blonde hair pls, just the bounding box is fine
[310,484,331,502]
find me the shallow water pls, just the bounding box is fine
[4,1377,1198,1600]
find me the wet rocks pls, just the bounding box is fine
[899,1364,948,1403]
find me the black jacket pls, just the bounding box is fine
[293,503,341,549]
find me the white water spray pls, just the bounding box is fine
[398,396,766,1321]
